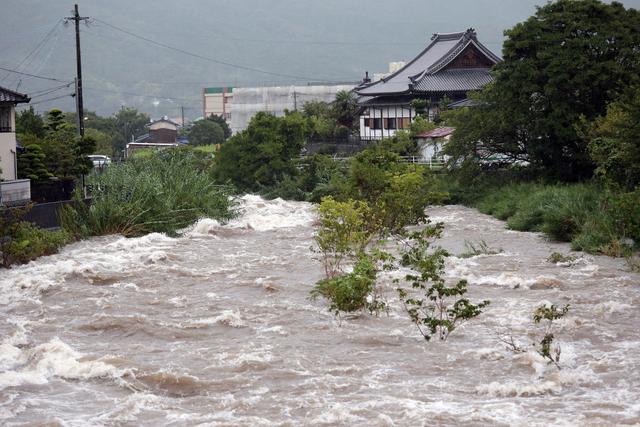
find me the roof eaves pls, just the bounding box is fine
[0,85,31,103]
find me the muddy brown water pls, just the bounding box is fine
[1,196,639,426]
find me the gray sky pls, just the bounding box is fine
[2,0,639,116]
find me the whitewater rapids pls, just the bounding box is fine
[1,195,639,426]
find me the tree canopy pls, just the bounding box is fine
[444,0,640,180]
[188,119,225,146]
[213,112,306,192]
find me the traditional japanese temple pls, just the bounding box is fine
[355,28,501,140]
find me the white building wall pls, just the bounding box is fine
[230,84,355,134]
[359,105,437,140]
[0,107,17,180]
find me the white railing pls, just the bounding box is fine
[0,179,31,205]
[398,156,446,168]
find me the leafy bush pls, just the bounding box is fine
[314,197,379,278]
[310,255,386,317]
[61,150,237,237]
[396,228,490,341]
[1,220,70,267]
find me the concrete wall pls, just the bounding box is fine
[229,84,355,134]
[0,106,17,180]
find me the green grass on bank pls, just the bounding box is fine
[436,176,640,257]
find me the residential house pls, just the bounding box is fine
[126,117,187,157]
[414,126,455,163]
[355,28,500,140]
[0,85,31,204]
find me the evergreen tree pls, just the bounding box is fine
[17,144,52,181]
[188,120,225,146]
[16,107,45,138]
[206,114,232,139]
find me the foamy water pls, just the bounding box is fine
[1,200,639,426]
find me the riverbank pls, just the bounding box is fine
[437,177,640,266]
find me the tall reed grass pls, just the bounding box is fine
[61,150,237,237]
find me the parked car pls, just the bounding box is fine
[87,155,111,169]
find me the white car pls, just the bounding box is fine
[88,155,111,168]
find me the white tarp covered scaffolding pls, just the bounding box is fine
[230,84,355,134]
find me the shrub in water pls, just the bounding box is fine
[310,255,386,317]
[396,228,490,341]
[314,197,379,278]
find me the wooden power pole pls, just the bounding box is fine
[66,4,89,137]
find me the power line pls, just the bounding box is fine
[29,82,74,96]
[92,18,342,83]
[84,86,197,102]
[26,93,75,106]
[0,65,71,83]
[0,20,62,83]
[30,83,74,99]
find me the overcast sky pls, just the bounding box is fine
[2,0,639,116]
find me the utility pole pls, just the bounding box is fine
[181,106,185,128]
[65,4,89,137]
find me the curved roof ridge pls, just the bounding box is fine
[431,31,466,41]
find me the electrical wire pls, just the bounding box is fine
[28,82,74,96]
[0,20,63,83]
[0,66,71,83]
[84,86,197,102]
[92,18,342,83]
[26,93,75,106]
[30,83,75,99]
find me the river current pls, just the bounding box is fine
[1,195,639,426]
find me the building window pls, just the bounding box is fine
[372,118,382,130]
[0,107,11,132]
[363,118,370,128]
[385,118,397,130]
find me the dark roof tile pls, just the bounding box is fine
[0,86,30,103]
[413,69,493,93]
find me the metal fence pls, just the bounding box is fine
[2,199,89,230]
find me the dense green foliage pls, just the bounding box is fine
[588,85,640,190]
[61,150,237,238]
[314,197,378,278]
[1,205,70,268]
[213,112,307,192]
[311,255,386,317]
[444,0,640,180]
[188,119,225,146]
[205,114,232,139]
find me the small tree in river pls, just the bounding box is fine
[396,227,490,341]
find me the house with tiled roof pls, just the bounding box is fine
[355,29,500,140]
[126,117,188,157]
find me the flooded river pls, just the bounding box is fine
[1,196,639,426]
